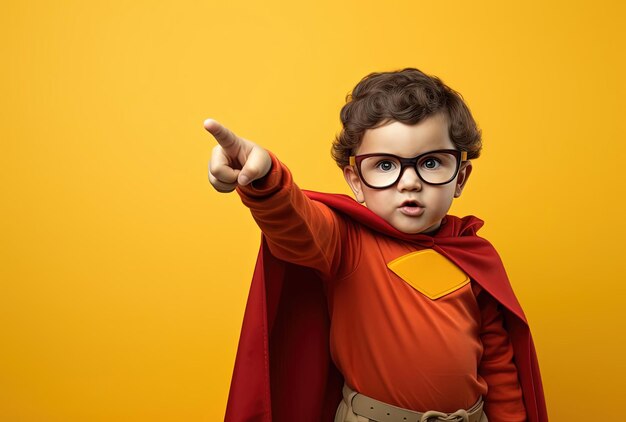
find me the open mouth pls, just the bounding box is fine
[399,200,425,216]
[400,200,424,208]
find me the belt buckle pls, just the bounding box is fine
[420,409,469,422]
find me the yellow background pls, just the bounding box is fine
[1,0,624,420]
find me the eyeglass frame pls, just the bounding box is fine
[349,149,468,189]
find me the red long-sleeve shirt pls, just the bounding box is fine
[236,152,527,421]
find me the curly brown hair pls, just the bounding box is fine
[331,68,482,169]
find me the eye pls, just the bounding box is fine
[420,157,441,170]
[375,160,397,172]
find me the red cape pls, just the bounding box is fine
[224,191,547,422]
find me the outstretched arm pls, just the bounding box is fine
[204,119,349,278]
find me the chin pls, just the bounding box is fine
[393,220,442,235]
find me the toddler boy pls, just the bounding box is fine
[205,68,547,422]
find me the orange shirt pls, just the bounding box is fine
[237,152,527,421]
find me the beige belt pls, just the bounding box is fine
[351,391,484,422]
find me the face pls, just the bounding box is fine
[343,112,472,234]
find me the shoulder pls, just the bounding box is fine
[438,214,486,237]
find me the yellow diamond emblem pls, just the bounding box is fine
[387,249,469,300]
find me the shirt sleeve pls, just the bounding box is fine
[476,287,528,422]
[235,150,349,278]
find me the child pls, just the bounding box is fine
[205,68,547,422]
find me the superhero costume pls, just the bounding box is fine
[223,154,547,422]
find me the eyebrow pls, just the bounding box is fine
[357,139,456,155]
[357,149,457,157]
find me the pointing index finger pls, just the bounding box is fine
[203,119,240,152]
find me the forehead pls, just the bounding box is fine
[357,113,454,156]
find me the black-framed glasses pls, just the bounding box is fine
[349,149,468,189]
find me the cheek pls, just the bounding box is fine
[425,188,455,209]
[363,190,393,213]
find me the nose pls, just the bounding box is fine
[396,166,422,191]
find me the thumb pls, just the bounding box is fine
[238,146,271,186]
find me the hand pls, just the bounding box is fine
[204,119,272,193]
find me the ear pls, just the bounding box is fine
[454,161,473,198]
[343,165,365,203]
